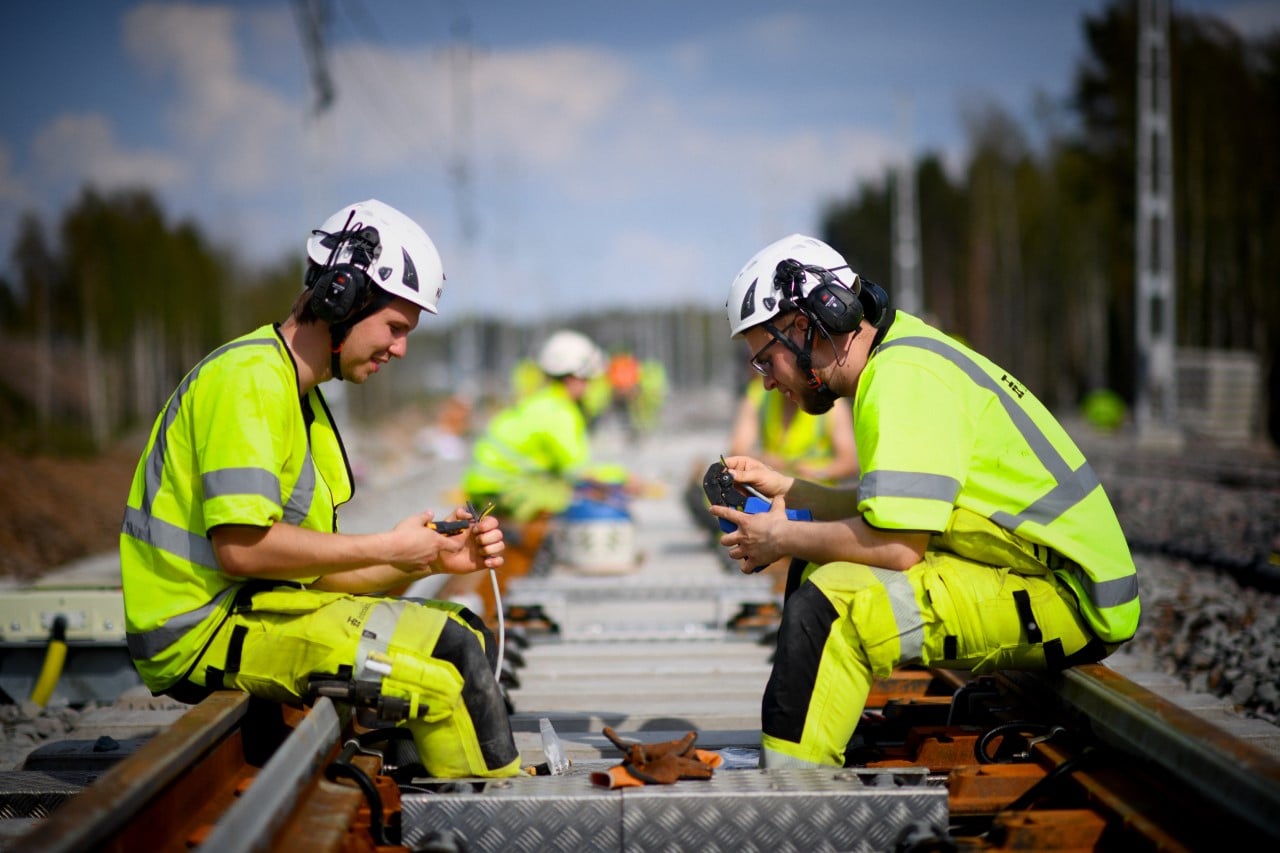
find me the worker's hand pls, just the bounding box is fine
[714,493,793,573]
[388,511,467,575]
[721,455,793,499]
[434,507,506,575]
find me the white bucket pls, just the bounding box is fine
[556,500,637,575]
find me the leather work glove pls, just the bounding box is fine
[590,726,724,788]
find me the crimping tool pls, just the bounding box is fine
[702,457,811,572]
[427,501,496,535]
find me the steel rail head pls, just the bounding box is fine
[1001,664,1280,843]
[9,690,252,853]
[198,696,345,853]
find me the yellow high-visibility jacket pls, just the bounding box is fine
[120,324,352,691]
[462,381,602,520]
[854,312,1140,642]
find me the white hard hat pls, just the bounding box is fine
[537,330,604,379]
[306,199,445,314]
[725,233,857,338]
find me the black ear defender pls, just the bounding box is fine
[857,279,891,329]
[308,212,381,324]
[772,259,865,334]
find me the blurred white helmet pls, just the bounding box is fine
[725,233,857,338]
[537,330,604,379]
[307,199,445,314]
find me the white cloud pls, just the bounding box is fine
[475,46,631,167]
[123,3,305,194]
[32,114,186,191]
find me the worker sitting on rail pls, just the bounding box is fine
[436,330,639,617]
[119,199,522,780]
[709,234,1140,769]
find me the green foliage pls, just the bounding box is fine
[1,188,278,451]
[1081,388,1128,433]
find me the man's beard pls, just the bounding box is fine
[798,380,837,415]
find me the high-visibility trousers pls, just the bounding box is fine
[188,587,521,778]
[760,550,1112,769]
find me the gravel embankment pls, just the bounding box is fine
[1099,443,1280,726]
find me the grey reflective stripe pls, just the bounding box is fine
[121,505,218,570]
[1061,564,1140,608]
[125,335,281,663]
[203,467,280,501]
[125,584,239,659]
[355,600,406,685]
[990,463,1100,530]
[873,567,924,662]
[877,336,1099,528]
[760,748,828,769]
[468,433,551,488]
[282,447,315,525]
[136,336,280,516]
[858,470,958,505]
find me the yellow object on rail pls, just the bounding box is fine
[29,615,69,707]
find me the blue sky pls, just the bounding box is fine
[2,1,1275,320]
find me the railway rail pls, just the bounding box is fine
[5,656,1279,851]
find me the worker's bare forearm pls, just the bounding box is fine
[211,523,410,583]
[311,564,430,594]
[776,516,927,571]
[783,478,859,521]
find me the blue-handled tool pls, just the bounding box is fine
[702,458,811,572]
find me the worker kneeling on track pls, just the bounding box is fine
[709,234,1141,770]
[119,199,520,779]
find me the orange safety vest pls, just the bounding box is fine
[607,354,641,394]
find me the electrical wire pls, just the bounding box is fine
[490,567,505,680]
[466,500,504,682]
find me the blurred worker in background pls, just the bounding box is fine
[119,199,521,780]
[710,233,1140,770]
[440,329,639,618]
[596,346,669,440]
[728,376,858,486]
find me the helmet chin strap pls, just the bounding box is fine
[329,324,351,382]
[323,287,395,382]
[330,345,346,381]
[795,319,848,406]
[796,323,831,397]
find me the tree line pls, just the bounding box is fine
[821,3,1279,441]
[1,2,1277,452]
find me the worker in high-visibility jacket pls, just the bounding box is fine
[729,378,859,486]
[441,330,634,618]
[710,234,1140,770]
[463,329,630,523]
[119,199,521,780]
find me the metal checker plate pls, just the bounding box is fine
[401,767,946,852]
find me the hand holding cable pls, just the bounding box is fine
[430,502,504,575]
[718,454,794,502]
[386,511,468,576]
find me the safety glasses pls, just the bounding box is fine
[749,320,802,376]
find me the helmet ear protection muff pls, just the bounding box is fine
[308,212,381,324]
[773,259,863,334]
[858,279,891,330]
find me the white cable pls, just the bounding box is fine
[489,567,505,680]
